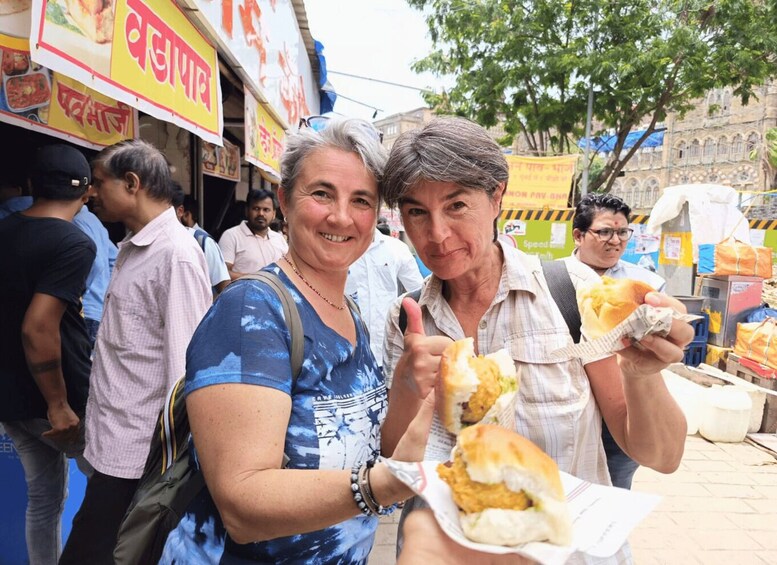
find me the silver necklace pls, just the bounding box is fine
[283,255,346,310]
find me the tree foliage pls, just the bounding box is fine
[409,0,777,193]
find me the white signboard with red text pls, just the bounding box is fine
[180,0,318,128]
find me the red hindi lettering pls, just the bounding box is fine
[56,82,90,126]
[125,0,151,71]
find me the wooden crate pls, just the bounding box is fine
[726,353,777,433]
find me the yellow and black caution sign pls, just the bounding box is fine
[631,214,649,225]
[500,209,574,221]
[749,219,777,230]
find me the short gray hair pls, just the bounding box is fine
[93,139,172,202]
[280,118,387,197]
[382,117,509,208]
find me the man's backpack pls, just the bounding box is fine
[397,261,581,343]
[113,271,305,565]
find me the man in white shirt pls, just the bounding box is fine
[346,227,424,366]
[565,192,666,491]
[173,187,230,295]
[218,189,288,279]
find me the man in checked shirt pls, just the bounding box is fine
[60,140,212,565]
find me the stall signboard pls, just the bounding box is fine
[504,155,577,209]
[0,32,135,149]
[180,0,318,128]
[245,86,284,178]
[30,0,222,145]
[498,209,575,260]
[202,138,241,181]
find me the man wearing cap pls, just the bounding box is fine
[0,144,96,564]
[59,140,211,564]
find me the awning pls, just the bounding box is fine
[315,40,337,115]
[578,129,665,153]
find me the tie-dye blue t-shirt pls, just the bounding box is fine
[160,266,386,564]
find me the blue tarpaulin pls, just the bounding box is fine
[315,40,337,115]
[578,129,665,153]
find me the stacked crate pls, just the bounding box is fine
[683,313,709,367]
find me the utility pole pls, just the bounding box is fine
[581,85,594,196]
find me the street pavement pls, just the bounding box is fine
[369,433,777,564]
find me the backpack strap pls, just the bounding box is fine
[192,228,210,253]
[398,288,423,335]
[237,271,304,380]
[541,260,582,344]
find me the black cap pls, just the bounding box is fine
[32,144,91,191]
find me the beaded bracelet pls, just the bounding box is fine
[350,464,372,516]
[364,459,398,516]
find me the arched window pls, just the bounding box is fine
[732,134,744,158]
[676,141,687,162]
[746,132,760,158]
[611,179,624,196]
[688,139,701,162]
[651,146,664,167]
[644,177,660,207]
[703,138,716,163]
[723,90,732,112]
[625,178,641,208]
[717,136,729,161]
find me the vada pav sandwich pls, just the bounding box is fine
[438,338,518,435]
[437,424,572,547]
[577,276,655,340]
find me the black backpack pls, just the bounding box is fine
[113,271,305,565]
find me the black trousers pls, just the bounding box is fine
[59,470,139,565]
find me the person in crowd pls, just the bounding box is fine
[0,145,96,564]
[73,198,117,348]
[172,184,230,295]
[160,118,434,564]
[1,165,117,349]
[564,192,668,491]
[60,140,212,564]
[568,193,666,290]
[346,225,423,367]
[376,215,391,236]
[0,165,31,219]
[379,117,693,562]
[218,188,289,279]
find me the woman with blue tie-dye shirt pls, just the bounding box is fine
[160,118,434,564]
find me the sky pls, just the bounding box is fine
[303,0,450,121]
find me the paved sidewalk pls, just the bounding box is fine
[369,434,777,564]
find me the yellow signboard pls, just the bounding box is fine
[0,33,135,149]
[245,87,285,178]
[504,155,577,209]
[30,0,221,144]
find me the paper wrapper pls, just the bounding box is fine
[386,459,660,565]
[424,389,517,461]
[552,305,699,360]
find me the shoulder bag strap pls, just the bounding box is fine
[541,261,582,344]
[237,272,304,382]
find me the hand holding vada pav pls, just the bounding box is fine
[438,338,518,435]
[437,424,572,547]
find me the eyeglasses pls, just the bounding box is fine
[298,115,384,143]
[586,228,634,242]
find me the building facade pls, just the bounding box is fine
[610,83,777,213]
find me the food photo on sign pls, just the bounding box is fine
[0,47,52,123]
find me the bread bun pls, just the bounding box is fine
[438,338,517,435]
[437,424,572,546]
[578,276,655,340]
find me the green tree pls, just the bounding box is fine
[410,0,777,193]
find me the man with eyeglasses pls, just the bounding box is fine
[565,193,666,491]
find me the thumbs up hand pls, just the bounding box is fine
[396,296,452,400]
